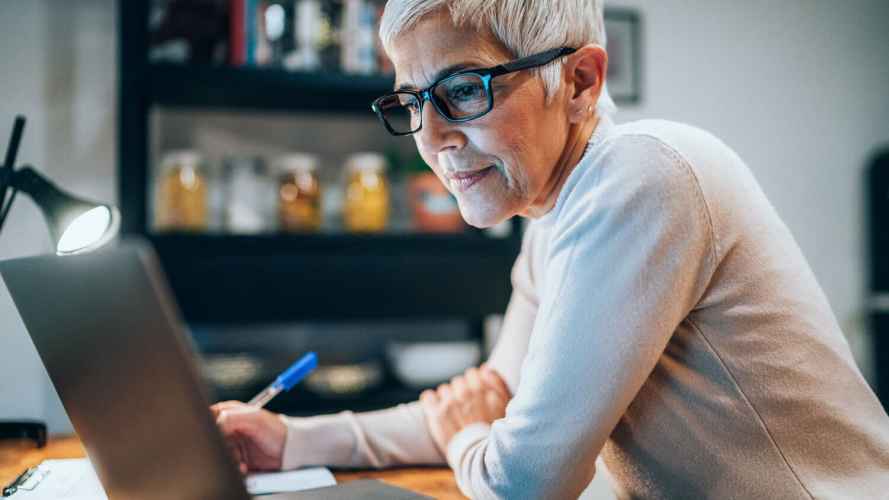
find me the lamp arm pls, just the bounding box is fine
[0,166,15,232]
[0,116,26,227]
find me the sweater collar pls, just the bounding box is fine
[532,114,615,227]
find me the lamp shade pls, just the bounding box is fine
[13,167,120,255]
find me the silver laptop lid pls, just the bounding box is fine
[0,241,250,500]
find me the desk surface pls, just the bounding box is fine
[0,436,466,499]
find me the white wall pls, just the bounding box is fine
[0,0,117,433]
[0,0,887,448]
[609,0,889,380]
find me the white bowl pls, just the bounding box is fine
[387,341,481,389]
[304,361,383,397]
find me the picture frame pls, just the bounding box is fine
[604,8,642,104]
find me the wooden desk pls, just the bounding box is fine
[0,436,466,499]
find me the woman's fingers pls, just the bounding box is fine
[479,366,512,400]
[464,368,484,393]
[238,439,251,473]
[224,437,245,469]
[420,389,440,413]
[217,407,256,435]
[450,375,469,401]
[436,383,453,402]
[210,400,248,419]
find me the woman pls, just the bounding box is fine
[213,1,889,498]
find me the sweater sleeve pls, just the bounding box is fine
[446,136,717,499]
[486,223,540,394]
[279,402,445,469]
[278,225,543,470]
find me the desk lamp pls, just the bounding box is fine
[0,115,121,446]
[0,115,120,255]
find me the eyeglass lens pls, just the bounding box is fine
[378,93,421,134]
[378,73,490,134]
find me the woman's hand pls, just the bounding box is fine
[420,365,512,456]
[210,401,287,474]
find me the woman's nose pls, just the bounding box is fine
[416,101,466,153]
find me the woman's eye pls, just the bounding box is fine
[448,84,484,101]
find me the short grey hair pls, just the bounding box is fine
[380,0,617,117]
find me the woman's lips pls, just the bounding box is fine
[449,165,495,192]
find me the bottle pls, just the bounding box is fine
[276,153,322,232]
[284,0,322,71]
[343,153,389,233]
[222,156,272,234]
[154,150,208,232]
[341,0,376,74]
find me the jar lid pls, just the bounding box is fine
[346,152,387,173]
[161,150,203,170]
[223,156,266,174]
[274,153,319,174]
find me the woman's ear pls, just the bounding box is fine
[565,44,608,121]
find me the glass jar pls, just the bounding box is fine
[154,150,208,232]
[276,153,322,232]
[223,156,272,234]
[343,153,389,233]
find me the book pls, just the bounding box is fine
[229,0,246,65]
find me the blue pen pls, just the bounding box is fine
[248,352,318,408]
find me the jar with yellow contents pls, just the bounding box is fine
[343,153,390,233]
[276,153,322,232]
[154,151,208,232]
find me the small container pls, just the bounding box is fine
[408,171,464,232]
[343,153,390,233]
[154,150,208,232]
[222,156,273,234]
[284,0,323,71]
[304,361,383,397]
[276,153,322,232]
[258,2,289,66]
[340,0,376,74]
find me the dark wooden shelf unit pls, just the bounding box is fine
[149,63,394,113]
[118,1,521,412]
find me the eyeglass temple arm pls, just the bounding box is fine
[490,47,578,76]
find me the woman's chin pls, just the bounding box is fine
[457,202,511,229]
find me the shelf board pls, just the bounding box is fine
[141,232,520,323]
[147,230,519,256]
[148,63,395,113]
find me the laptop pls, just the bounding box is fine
[0,241,313,500]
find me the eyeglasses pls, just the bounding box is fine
[371,47,577,136]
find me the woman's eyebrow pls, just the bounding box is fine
[394,63,476,91]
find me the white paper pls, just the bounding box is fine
[8,458,107,499]
[245,467,337,495]
[7,458,335,499]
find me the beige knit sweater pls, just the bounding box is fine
[280,117,889,499]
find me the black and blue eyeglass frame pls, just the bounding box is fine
[371,47,577,136]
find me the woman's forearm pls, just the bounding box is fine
[279,401,445,469]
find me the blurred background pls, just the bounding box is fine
[1,0,887,449]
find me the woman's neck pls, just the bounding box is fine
[523,114,600,219]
